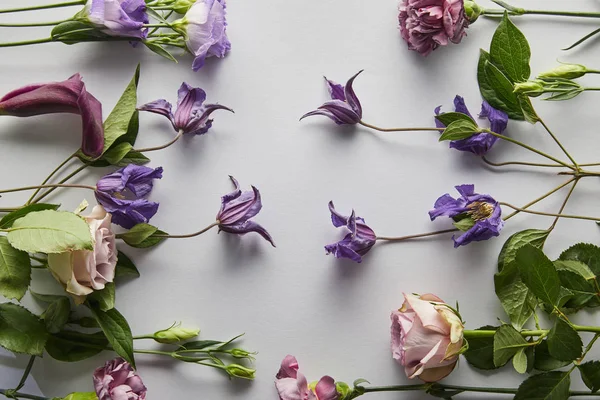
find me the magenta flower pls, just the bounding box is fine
[325,201,376,263]
[93,357,147,400]
[95,164,163,229]
[275,355,339,400]
[0,74,104,158]
[301,71,363,125]
[217,176,275,246]
[139,82,232,136]
[398,0,469,56]
[84,0,150,39]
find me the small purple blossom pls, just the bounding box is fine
[95,164,163,229]
[429,184,503,248]
[139,83,232,136]
[435,95,508,156]
[85,0,150,39]
[325,201,376,263]
[216,176,275,246]
[93,357,147,400]
[301,70,363,125]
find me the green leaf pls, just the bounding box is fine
[438,120,481,141]
[579,361,600,393]
[101,65,140,154]
[0,303,48,355]
[120,223,167,248]
[493,324,529,367]
[115,251,140,279]
[519,95,539,123]
[559,243,600,277]
[514,371,570,400]
[180,340,223,350]
[117,150,150,167]
[555,260,596,281]
[103,142,133,165]
[114,110,140,149]
[7,210,93,254]
[463,326,498,370]
[513,348,528,373]
[0,236,31,300]
[547,318,582,361]
[516,245,561,306]
[453,217,475,232]
[558,270,595,294]
[46,330,108,362]
[61,393,98,400]
[42,296,71,334]
[477,50,524,120]
[499,230,550,272]
[87,282,115,311]
[490,13,531,82]
[90,306,135,368]
[434,112,476,127]
[144,42,178,63]
[31,291,66,303]
[534,340,571,371]
[0,204,60,229]
[51,21,110,44]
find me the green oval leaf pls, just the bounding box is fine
[434,112,476,127]
[0,203,60,229]
[0,236,31,300]
[516,245,561,306]
[46,330,108,362]
[514,371,570,400]
[120,223,166,248]
[490,13,531,83]
[547,318,582,362]
[438,120,481,142]
[115,251,140,279]
[579,361,600,393]
[0,303,48,356]
[463,325,498,370]
[493,324,529,367]
[90,305,135,369]
[534,340,571,372]
[42,297,71,334]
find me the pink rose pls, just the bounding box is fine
[275,355,339,400]
[398,0,469,56]
[93,357,147,400]
[391,293,464,382]
[48,205,117,303]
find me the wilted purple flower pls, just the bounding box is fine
[216,176,275,246]
[300,71,363,125]
[93,357,147,400]
[95,164,163,229]
[429,184,503,248]
[0,74,103,158]
[139,82,232,135]
[398,0,469,56]
[435,96,508,156]
[84,0,149,39]
[325,201,376,263]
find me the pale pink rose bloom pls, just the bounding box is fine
[275,355,339,400]
[48,205,117,303]
[391,293,464,382]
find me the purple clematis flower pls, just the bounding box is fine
[216,176,275,246]
[435,95,508,156]
[301,70,364,125]
[325,201,376,263]
[83,0,149,39]
[0,74,104,158]
[95,164,163,229]
[429,184,503,248]
[138,82,232,136]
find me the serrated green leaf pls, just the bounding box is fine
[31,291,66,304]
[0,236,31,300]
[493,324,529,367]
[559,243,600,278]
[0,303,48,355]
[547,318,582,361]
[120,223,166,248]
[534,340,571,371]
[516,245,561,306]
[555,260,596,281]
[115,251,140,279]
[490,13,531,82]
[513,348,528,373]
[439,120,480,141]
[46,330,108,362]
[87,282,115,311]
[42,296,71,334]
[514,371,570,400]
[90,305,135,368]
[0,204,60,229]
[434,112,476,127]
[103,142,133,165]
[6,210,93,254]
[558,270,595,294]
[579,361,600,393]
[463,326,498,370]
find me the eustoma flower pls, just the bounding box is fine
[301,71,363,125]
[325,202,376,263]
[391,293,464,382]
[0,74,104,158]
[398,0,470,56]
[95,164,163,229]
[435,95,508,156]
[429,184,503,247]
[275,355,339,400]
[80,0,150,39]
[93,357,147,400]
[139,82,233,136]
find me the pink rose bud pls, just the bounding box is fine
[93,357,147,400]
[48,205,117,304]
[391,293,464,382]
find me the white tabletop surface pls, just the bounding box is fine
[2,0,600,399]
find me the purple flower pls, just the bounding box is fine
[0,74,104,158]
[174,0,231,71]
[138,82,233,135]
[93,357,147,400]
[300,71,363,125]
[95,164,163,229]
[435,96,508,156]
[325,201,376,263]
[429,184,503,248]
[216,176,275,246]
[275,355,339,400]
[84,0,149,39]
[399,0,469,56]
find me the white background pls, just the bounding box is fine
[2,0,600,399]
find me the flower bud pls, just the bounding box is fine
[464,1,483,22]
[172,0,196,14]
[229,348,255,360]
[153,325,200,344]
[225,364,256,380]
[538,63,588,80]
[513,80,545,97]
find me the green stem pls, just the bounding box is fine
[154,222,220,239]
[465,325,600,339]
[538,117,579,169]
[500,202,600,222]
[580,334,600,362]
[482,2,600,18]
[503,178,576,221]
[143,24,172,28]
[362,383,518,395]
[133,349,173,357]
[32,164,89,204]
[0,38,53,47]
[29,256,46,264]
[0,389,50,400]
[481,156,564,169]
[549,178,579,231]
[132,335,156,340]
[0,1,85,14]
[358,121,444,133]
[0,20,68,27]
[0,183,95,195]
[584,88,600,92]
[26,152,77,205]
[135,129,184,153]
[14,356,36,391]
[0,208,19,213]
[376,228,458,242]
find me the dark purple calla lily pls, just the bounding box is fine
[0,74,104,158]
[325,201,376,263]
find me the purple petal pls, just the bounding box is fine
[185,103,233,135]
[122,165,164,198]
[434,105,445,128]
[344,70,363,118]
[220,175,242,204]
[218,186,262,225]
[276,355,299,380]
[453,95,473,119]
[455,184,475,198]
[325,77,346,101]
[328,201,348,228]
[95,192,159,229]
[138,99,174,125]
[316,100,361,125]
[315,376,339,400]
[77,83,104,158]
[174,85,207,131]
[347,209,357,236]
[325,236,364,263]
[428,194,465,220]
[219,221,275,247]
[479,101,508,134]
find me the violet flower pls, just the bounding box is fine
[0,74,104,158]
[82,0,150,39]
[429,184,503,248]
[275,355,339,400]
[216,176,275,246]
[435,95,508,156]
[93,357,147,400]
[139,82,233,135]
[95,164,163,229]
[300,71,363,125]
[325,201,376,263]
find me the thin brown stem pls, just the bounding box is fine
[376,228,458,242]
[500,202,600,222]
[549,178,579,231]
[359,121,444,133]
[154,222,220,239]
[481,156,564,168]
[32,164,90,204]
[538,117,579,169]
[0,183,95,195]
[26,152,77,205]
[503,178,575,221]
[136,129,184,153]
